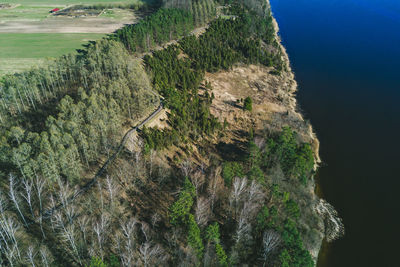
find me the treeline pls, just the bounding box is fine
[65,2,152,11]
[163,0,217,26]
[142,45,220,150]
[179,4,283,72]
[0,54,81,127]
[113,8,194,53]
[219,0,271,18]
[0,40,158,183]
[219,127,315,266]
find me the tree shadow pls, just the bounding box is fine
[223,99,242,109]
[215,141,247,162]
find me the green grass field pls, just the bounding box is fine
[0,33,105,75]
[0,0,151,75]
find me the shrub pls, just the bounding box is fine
[222,161,244,186]
[285,199,300,219]
[248,166,264,184]
[169,177,196,225]
[256,206,270,232]
[265,126,315,183]
[206,223,228,267]
[280,220,314,267]
[188,214,204,259]
[215,243,228,267]
[87,257,107,267]
[243,96,253,111]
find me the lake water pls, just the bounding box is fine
[269,0,400,266]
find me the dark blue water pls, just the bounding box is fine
[269,0,400,266]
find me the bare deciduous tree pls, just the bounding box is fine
[248,180,263,203]
[77,215,89,243]
[191,171,205,195]
[61,224,81,265]
[0,191,8,219]
[48,196,57,232]
[116,161,132,185]
[151,213,161,228]
[25,246,36,267]
[39,247,51,267]
[141,222,151,242]
[56,181,76,224]
[262,230,280,265]
[254,136,265,150]
[148,149,156,176]
[135,149,142,165]
[64,204,76,227]
[195,197,211,227]
[0,216,21,264]
[164,227,180,249]
[235,208,252,244]
[140,242,165,267]
[119,218,138,267]
[229,177,248,217]
[4,245,17,267]
[208,167,222,210]
[199,161,206,174]
[180,159,192,178]
[241,180,264,219]
[93,213,110,260]
[8,174,27,226]
[34,176,46,238]
[21,179,34,218]
[97,181,104,212]
[105,175,118,207]
[55,212,81,265]
[156,164,170,185]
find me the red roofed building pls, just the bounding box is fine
[50,8,60,13]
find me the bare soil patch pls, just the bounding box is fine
[207,64,290,129]
[206,64,319,151]
[146,108,169,129]
[53,7,103,17]
[0,3,18,9]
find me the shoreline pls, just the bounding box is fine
[269,3,327,264]
[271,16,321,167]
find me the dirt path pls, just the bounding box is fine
[29,23,208,224]
[37,100,164,222]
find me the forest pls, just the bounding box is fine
[142,44,220,151]
[0,0,338,266]
[113,0,218,53]
[163,0,217,26]
[140,3,283,151]
[113,8,194,53]
[0,39,158,185]
[179,4,282,72]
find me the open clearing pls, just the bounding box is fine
[0,33,104,75]
[0,0,148,75]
